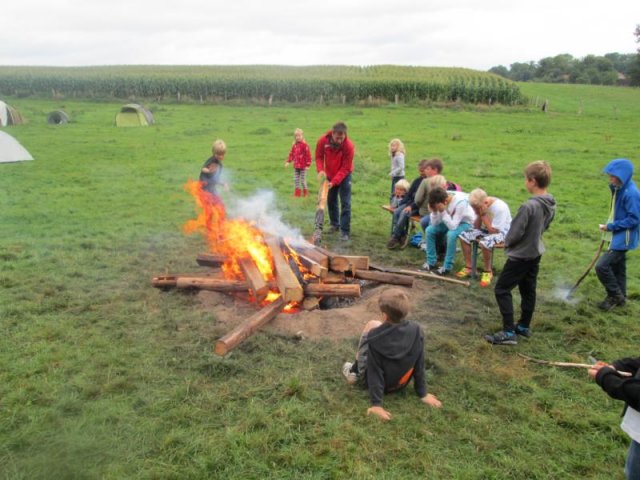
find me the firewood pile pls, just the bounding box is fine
[152,238,469,357]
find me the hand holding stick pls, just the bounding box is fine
[518,353,632,376]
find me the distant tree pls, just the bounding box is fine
[489,65,509,79]
[509,62,537,81]
[604,52,636,75]
[630,24,640,86]
[537,54,575,83]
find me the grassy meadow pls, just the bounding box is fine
[1,82,640,479]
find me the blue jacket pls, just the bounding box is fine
[604,158,640,251]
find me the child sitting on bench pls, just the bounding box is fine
[457,188,512,287]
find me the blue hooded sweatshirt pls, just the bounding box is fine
[603,158,640,251]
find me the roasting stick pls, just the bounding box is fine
[518,353,632,376]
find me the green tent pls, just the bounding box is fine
[115,103,154,127]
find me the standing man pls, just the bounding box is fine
[315,122,355,241]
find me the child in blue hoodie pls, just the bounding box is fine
[595,158,640,310]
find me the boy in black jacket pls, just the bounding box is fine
[590,357,640,479]
[342,288,442,421]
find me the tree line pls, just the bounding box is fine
[489,25,640,86]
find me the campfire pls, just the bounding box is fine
[152,181,468,356]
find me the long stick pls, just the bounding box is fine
[397,269,470,287]
[567,239,605,298]
[518,353,632,376]
[312,180,329,246]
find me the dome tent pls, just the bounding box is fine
[0,131,33,163]
[115,103,154,127]
[0,101,25,126]
[47,110,70,125]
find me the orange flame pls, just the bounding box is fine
[183,180,274,283]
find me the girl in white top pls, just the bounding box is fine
[388,138,406,199]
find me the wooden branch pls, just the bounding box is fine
[304,283,361,297]
[238,257,269,302]
[397,270,470,287]
[518,353,632,376]
[353,269,414,286]
[265,238,304,302]
[214,296,286,356]
[196,253,226,267]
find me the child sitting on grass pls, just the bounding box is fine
[342,288,442,421]
[422,186,475,275]
[457,188,512,287]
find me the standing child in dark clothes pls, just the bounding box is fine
[595,158,640,310]
[485,161,556,345]
[284,128,312,198]
[199,139,227,206]
[590,357,640,479]
[342,288,442,421]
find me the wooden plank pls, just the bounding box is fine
[304,283,361,297]
[175,276,250,291]
[196,253,226,267]
[238,257,269,302]
[353,269,414,286]
[329,255,370,273]
[214,296,285,356]
[296,253,329,278]
[292,245,329,269]
[265,237,304,302]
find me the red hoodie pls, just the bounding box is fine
[287,141,312,169]
[315,130,355,186]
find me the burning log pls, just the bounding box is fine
[214,296,286,356]
[152,275,250,292]
[312,245,369,272]
[196,253,226,268]
[238,257,269,302]
[304,283,361,297]
[353,270,414,286]
[293,245,329,269]
[296,252,329,278]
[265,238,304,302]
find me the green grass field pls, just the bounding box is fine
[1,82,640,479]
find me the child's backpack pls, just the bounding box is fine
[409,232,423,248]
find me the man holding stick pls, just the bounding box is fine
[315,122,355,241]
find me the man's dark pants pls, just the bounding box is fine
[327,173,352,235]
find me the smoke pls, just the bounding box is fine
[552,279,580,305]
[226,190,307,243]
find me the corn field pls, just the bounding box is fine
[0,65,524,105]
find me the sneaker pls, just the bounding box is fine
[484,330,518,345]
[342,362,357,385]
[387,236,401,249]
[435,266,450,276]
[597,294,626,311]
[456,267,472,279]
[328,225,340,234]
[421,262,435,272]
[418,241,426,251]
[339,232,350,241]
[479,271,494,288]
[515,323,531,338]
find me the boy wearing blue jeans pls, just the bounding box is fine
[422,187,475,275]
[595,158,640,311]
[485,161,556,345]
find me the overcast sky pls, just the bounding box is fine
[2,1,638,70]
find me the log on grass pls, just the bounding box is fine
[353,270,414,286]
[196,253,226,267]
[265,238,304,302]
[175,276,250,291]
[304,283,361,297]
[238,257,269,302]
[214,296,285,356]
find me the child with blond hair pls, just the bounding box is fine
[199,139,228,205]
[457,188,512,287]
[388,139,406,198]
[284,128,312,197]
[342,288,442,421]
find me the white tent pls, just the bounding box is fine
[0,131,33,163]
[0,101,24,126]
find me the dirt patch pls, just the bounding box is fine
[198,280,440,342]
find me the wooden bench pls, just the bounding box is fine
[381,205,423,249]
[470,241,505,279]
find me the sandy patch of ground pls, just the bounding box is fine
[198,279,439,342]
